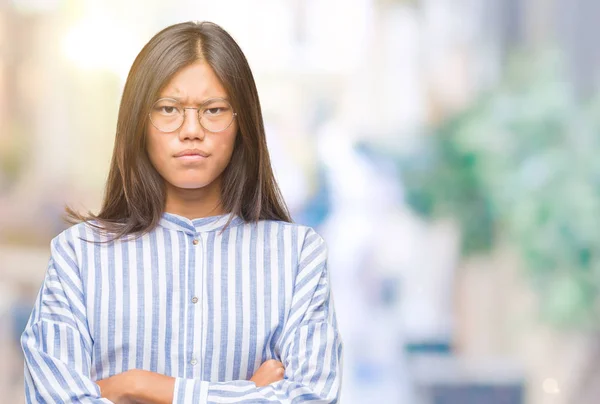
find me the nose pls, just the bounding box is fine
[178,108,205,141]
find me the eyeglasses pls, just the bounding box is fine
[148,97,237,133]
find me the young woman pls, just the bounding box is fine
[21,21,342,403]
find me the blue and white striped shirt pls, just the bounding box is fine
[21,213,343,403]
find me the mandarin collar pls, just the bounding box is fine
[158,212,244,236]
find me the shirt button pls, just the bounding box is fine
[190,358,197,366]
[192,239,199,245]
[191,296,199,304]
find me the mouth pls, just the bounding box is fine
[174,149,210,161]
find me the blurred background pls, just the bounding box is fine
[1,0,600,403]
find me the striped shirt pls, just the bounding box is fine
[21,213,343,403]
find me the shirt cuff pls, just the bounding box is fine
[173,377,209,404]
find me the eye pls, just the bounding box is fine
[205,107,223,115]
[202,99,231,117]
[152,100,181,116]
[161,106,178,114]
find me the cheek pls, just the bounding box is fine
[146,133,168,171]
[211,129,237,165]
[222,127,238,156]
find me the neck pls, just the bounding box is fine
[164,182,227,220]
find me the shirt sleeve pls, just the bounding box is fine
[21,232,112,403]
[173,227,343,403]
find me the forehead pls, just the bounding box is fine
[160,61,229,101]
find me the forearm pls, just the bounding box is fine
[127,370,175,404]
[121,369,338,403]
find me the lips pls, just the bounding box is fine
[174,149,210,158]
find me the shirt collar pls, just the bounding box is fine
[158,212,244,235]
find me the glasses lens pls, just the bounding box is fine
[200,99,235,132]
[150,99,183,132]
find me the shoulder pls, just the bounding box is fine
[51,222,86,250]
[50,220,116,258]
[254,220,326,247]
[253,221,328,266]
[49,221,130,283]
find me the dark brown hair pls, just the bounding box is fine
[67,21,291,238]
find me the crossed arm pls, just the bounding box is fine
[97,359,285,403]
[22,230,342,403]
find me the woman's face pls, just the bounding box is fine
[146,60,238,193]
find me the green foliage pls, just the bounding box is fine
[0,122,28,192]
[400,52,600,329]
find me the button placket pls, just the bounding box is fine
[191,235,200,305]
[190,232,203,377]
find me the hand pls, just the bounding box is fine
[250,359,285,387]
[97,369,140,404]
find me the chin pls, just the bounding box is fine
[168,176,217,190]
[160,167,224,191]
[173,181,213,190]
